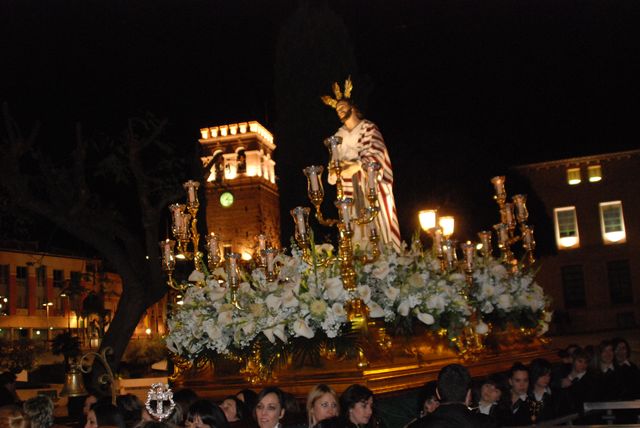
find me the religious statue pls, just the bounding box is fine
[322,77,402,251]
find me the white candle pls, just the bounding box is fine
[188,186,196,204]
[433,228,443,251]
[266,249,275,273]
[258,234,267,251]
[368,222,378,237]
[310,171,319,191]
[367,165,377,191]
[296,211,306,235]
[504,203,514,225]
[444,242,455,263]
[340,203,350,225]
[163,240,172,262]
[208,233,219,256]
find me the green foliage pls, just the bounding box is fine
[122,338,167,367]
[0,338,40,373]
[51,332,81,364]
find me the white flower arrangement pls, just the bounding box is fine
[166,241,552,360]
[471,257,551,335]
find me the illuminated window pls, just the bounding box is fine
[567,167,581,185]
[600,201,626,244]
[561,265,586,308]
[554,207,580,249]
[588,164,602,182]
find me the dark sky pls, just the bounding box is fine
[2,0,639,245]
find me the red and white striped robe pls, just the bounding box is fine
[334,120,402,252]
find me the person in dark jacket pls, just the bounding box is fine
[495,362,533,426]
[413,364,493,428]
[528,358,556,423]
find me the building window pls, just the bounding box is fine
[600,201,626,244]
[36,266,47,309]
[554,207,580,249]
[567,167,581,185]
[561,265,586,308]
[607,260,633,304]
[0,265,9,314]
[70,271,82,289]
[16,266,28,309]
[53,269,64,288]
[588,164,602,182]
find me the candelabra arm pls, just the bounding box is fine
[313,203,340,227]
[80,347,117,405]
[354,205,380,226]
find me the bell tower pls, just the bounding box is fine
[198,121,280,258]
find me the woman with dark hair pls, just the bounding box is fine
[612,337,640,399]
[254,387,285,428]
[219,396,247,424]
[116,394,143,428]
[185,400,230,428]
[236,390,257,415]
[339,384,377,428]
[85,402,126,428]
[528,358,555,423]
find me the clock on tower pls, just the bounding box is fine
[199,122,280,257]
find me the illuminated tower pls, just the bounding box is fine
[199,121,280,259]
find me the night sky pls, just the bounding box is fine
[2,0,639,247]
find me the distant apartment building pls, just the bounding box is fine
[515,149,639,334]
[0,248,166,345]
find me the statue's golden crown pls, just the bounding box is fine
[321,76,353,109]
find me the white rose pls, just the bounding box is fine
[368,301,385,318]
[490,264,508,280]
[332,303,346,318]
[242,320,255,335]
[384,286,400,302]
[217,311,233,326]
[203,320,222,340]
[481,301,494,314]
[265,294,282,311]
[273,324,287,342]
[293,318,314,339]
[398,300,411,317]
[497,294,513,311]
[417,311,435,325]
[475,320,489,335]
[188,270,205,283]
[357,285,372,303]
[282,290,299,308]
[372,261,390,280]
[407,272,423,289]
[325,277,345,300]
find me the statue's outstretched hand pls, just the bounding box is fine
[340,160,362,178]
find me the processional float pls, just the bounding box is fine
[160,136,552,398]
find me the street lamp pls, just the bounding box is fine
[43,302,53,343]
[60,292,71,332]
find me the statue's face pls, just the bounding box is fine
[336,100,352,123]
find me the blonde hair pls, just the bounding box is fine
[306,384,338,427]
[0,405,30,428]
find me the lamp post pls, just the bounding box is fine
[60,292,71,332]
[43,302,53,342]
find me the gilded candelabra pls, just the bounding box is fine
[490,176,536,271]
[297,136,382,320]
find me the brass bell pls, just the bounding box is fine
[60,360,87,397]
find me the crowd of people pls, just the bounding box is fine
[0,336,638,428]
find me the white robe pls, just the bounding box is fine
[332,119,401,252]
